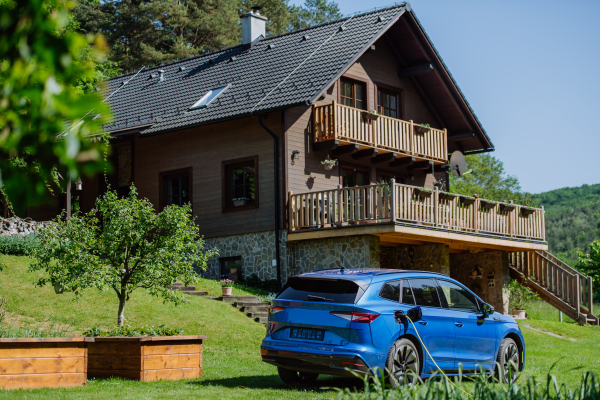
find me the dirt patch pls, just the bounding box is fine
[521,324,577,342]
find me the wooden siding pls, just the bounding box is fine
[133,115,283,238]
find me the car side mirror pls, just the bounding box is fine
[482,303,494,316]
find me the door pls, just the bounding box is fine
[406,278,456,374]
[436,279,497,372]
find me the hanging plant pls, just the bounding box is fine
[321,158,337,171]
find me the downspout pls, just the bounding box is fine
[257,113,282,291]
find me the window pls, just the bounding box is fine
[436,280,480,313]
[220,256,241,278]
[222,156,258,212]
[160,168,192,209]
[189,84,230,110]
[377,88,399,118]
[408,278,441,308]
[277,277,363,304]
[342,167,370,187]
[401,280,416,305]
[380,280,400,302]
[340,78,365,109]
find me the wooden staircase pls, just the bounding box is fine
[508,251,598,325]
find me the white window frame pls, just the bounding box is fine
[189,84,230,110]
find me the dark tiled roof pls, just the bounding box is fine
[102,5,406,135]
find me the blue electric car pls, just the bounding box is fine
[261,268,525,386]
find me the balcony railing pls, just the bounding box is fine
[289,181,545,242]
[313,101,448,163]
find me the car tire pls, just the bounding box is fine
[385,338,420,387]
[496,338,520,383]
[299,372,319,384]
[277,367,319,385]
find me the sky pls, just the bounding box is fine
[290,0,600,194]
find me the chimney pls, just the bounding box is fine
[241,7,267,46]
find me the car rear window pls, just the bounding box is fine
[277,278,364,304]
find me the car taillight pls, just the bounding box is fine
[329,311,379,323]
[268,306,285,315]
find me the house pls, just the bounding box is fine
[25,4,596,324]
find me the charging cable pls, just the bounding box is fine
[405,315,473,398]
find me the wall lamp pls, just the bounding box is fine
[291,150,300,165]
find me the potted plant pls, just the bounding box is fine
[508,280,539,320]
[361,109,379,122]
[414,123,430,134]
[228,263,240,275]
[480,200,497,209]
[520,207,536,216]
[433,179,446,190]
[413,187,433,198]
[221,279,234,296]
[321,158,337,171]
[232,197,249,207]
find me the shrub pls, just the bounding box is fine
[508,279,540,311]
[83,325,183,337]
[0,234,40,255]
[239,273,279,294]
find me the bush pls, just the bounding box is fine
[239,273,279,294]
[0,234,40,255]
[508,279,539,311]
[83,325,183,337]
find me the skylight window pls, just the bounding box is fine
[189,84,230,110]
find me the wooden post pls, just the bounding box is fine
[331,100,336,138]
[288,191,293,231]
[409,120,414,154]
[337,184,342,226]
[474,198,479,233]
[390,178,396,222]
[541,205,546,241]
[312,104,317,142]
[559,311,563,323]
[589,276,594,317]
[575,274,581,319]
[433,187,439,227]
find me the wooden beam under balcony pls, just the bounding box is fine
[408,160,433,170]
[371,152,397,164]
[434,163,450,172]
[312,139,339,152]
[352,148,378,159]
[448,132,475,142]
[390,156,415,168]
[332,143,359,156]
[398,63,434,78]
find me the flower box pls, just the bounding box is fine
[520,208,536,216]
[0,337,91,390]
[459,196,476,206]
[361,111,379,122]
[87,335,205,381]
[480,200,497,209]
[413,188,433,199]
[233,199,248,207]
[499,203,516,212]
[414,125,430,134]
[439,192,458,201]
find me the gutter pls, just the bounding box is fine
[257,113,282,291]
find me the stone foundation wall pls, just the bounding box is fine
[385,244,450,276]
[203,230,287,281]
[449,251,510,314]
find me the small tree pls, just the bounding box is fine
[578,240,600,292]
[30,186,217,327]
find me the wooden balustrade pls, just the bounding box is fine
[289,181,546,243]
[313,101,447,163]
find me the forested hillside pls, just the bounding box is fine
[532,184,600,266]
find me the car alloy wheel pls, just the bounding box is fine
[502,342,519,383]
[387,339,420,386]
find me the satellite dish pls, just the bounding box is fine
[449,151,466,177]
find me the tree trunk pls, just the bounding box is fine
[117,289,127,327]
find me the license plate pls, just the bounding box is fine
[289,327,325,341]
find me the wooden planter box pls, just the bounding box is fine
[413,188,433,199]
[361,111,379,122]
[87,335,206,381]
[459,196,476,206]
[520,208,536,216]
[0,337,90,390]
[414,125,430,134]
[480,200,497,209]
[499,203,516,212]
[439,192,457,201]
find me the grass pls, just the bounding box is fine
[0,255,599,398]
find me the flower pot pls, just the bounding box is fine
[233,200,248,207]
[520,208,536,216]
[414,125,430,134]
[439,192,458,201]
[459,196,476,206]
[512,310,526,319]
[413,188,432,199]
[222,286,232,296]
[361,111,379,122]
[480,200,497,209]
[499,203,516,212]
[229,267,238,274]
[323,164,335,171]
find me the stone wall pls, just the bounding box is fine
[449,251,510,314]
[384,244,450,276]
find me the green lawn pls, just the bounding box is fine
[0,255,599,398]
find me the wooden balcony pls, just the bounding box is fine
[313,101,448,164]
[288,182,547,251]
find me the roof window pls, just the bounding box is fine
[189,84,230,110]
